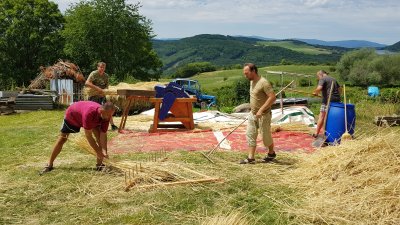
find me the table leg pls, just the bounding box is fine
[118,97,133,132]
[152,102,160,133]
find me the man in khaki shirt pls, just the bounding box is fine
[85,62,118,131]
[240,63,276,164]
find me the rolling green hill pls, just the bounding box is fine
[190,65,336,93]
[153,34,348,75]
[257,40,332,55]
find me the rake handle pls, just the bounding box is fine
[343,84,348,133]
[206,117,248,156]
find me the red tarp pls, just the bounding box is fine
[109,126,315,154]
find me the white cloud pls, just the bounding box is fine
[51,0,400,44]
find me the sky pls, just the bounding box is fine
[52,0,400,45]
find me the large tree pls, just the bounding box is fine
[0,0,64,89]
[62,0,162,81]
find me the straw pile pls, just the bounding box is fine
[83,81,162,114]
[271,122,313,133]
[69,134,173,174]
[84,81,163,97]
[201,211,249,225]
[69,134,222,190]
[283,130,400,224]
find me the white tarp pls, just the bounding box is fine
[141,106,316,127]
[271,106,315,127]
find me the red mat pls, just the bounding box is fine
[109,126,315,154]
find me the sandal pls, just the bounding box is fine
[39,165,53,175]
[96,163,106,171]
[239,158,256,164]
[111,124,118,131]
[262,152,276,163]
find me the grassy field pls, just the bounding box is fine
[1,64,399,224]
[192,65,334,93]
[257,41,332,55]
[0,110,297,224]
[1,99,398,224]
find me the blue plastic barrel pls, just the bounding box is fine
[368,86,379,97]
[325,102,356,143]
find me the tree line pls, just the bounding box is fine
[0,0,162,90]
[337,48,400,87]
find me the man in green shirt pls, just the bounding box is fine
[85,62,118,131]
[240,63,277,164]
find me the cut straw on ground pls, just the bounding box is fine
[281,128,400,225]
[70,134,223,191]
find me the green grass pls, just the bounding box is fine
[257,41,332,55]
[3,65,398,224]
[0,110,295,224]
[2,102,396,224]
[191,65,334,93]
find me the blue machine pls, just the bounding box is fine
[368,86,380,97]
[171,78,216,108]
[154,82,190,120]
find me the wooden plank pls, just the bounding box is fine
[149,97,197,103]
[374,116,400,127]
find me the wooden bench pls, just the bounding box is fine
[149,97,197,133]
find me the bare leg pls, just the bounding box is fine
[268,143,275,154]
[110,116,115,126]
[248,146,256,159]
[315,111,326,136]
[48,133,69,167]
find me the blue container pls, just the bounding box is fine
[325,102,356,143]
[368,86,379,97]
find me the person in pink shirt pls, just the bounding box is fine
[40,101,116,175]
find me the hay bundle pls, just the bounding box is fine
[271,122,312,133]
[83,81,162,114]
[201,211,249,225]
[283,130,400,224]
[70,134,179,186]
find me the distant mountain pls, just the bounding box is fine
[152,34,347,75]
[294,38,387,48]
[233,35,277,41]
[384,41,400,52]
[153,38,181,41]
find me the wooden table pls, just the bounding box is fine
[149,97,197,133]
[117,89,156,132]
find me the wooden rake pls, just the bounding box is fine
[201,117,249,163]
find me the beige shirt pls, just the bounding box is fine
[250,77,273,115]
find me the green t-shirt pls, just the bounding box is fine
[87,70,109,89]
[250,77,273,115]
[86,70,109,97]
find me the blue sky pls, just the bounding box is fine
[52,0,400,45]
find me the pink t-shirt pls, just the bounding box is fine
[65,101,109,132]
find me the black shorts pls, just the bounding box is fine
[88,96,106,105]
[60,119,81,133]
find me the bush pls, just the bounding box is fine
[174,62,216,78]
[380,88,400,103]
[214,77,249,108]
[298,78,310,87]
